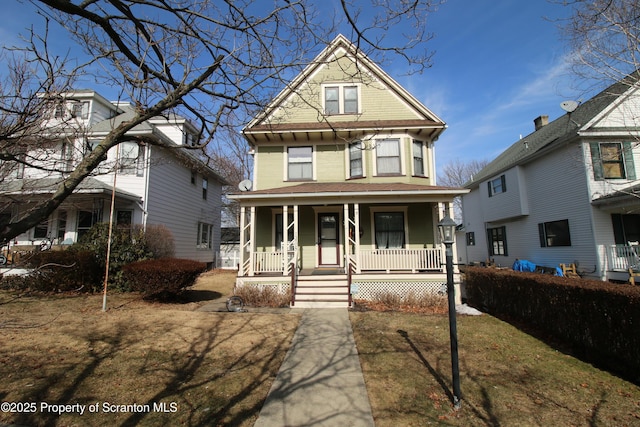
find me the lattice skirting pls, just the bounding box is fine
[235,279,290,295]
[352,280,448,300]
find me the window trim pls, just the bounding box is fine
[370,206,408,249]
[466,231,475,246]
[286,146,314,181]
[374,138,403,176]
[197,222,213,249]
[538,219,571,247]
[348,141,364,178]
[202,178,208,200]
[322,84,360,115]
[488,175,506,197]
[412,140,425,177]
[487,226,508,256]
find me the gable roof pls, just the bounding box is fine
[465,75,639,189]
[243,34,445,143]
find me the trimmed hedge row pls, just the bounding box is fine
[122,258,206,300]
[464,267,640,384]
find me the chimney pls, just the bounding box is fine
[534,115,549,131]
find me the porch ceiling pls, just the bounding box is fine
[592,182,640,212]
[228,181,468,205]
[0,177,142,202]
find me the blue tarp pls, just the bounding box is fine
[512,259,536,272]
[512,259,563,276]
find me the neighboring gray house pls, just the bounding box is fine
[460,76,640,282]
[0,90,225,266]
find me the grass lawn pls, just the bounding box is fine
[350,310,640,426]
[0,270,300,427]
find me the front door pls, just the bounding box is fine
[318,213,339,266]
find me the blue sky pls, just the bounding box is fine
[2,1,592,178]
[400,1,589,175]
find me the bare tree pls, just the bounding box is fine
[559,0,640,90]
[439,158,489,222]
[0,0,445,242]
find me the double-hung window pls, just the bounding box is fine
[118,141,145,176]
[197,222,213,249]
[376,139,401,175]
[349,142,363,178]
[288,146,313,180]
[488,175,506,197]
[374,212,405,249]
[413,140,425,176]
[487,226,507,256]
[591,142,636,180]
[324,85,359,115]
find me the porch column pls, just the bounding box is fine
[354,203,361,273]
[343,203,350,270]
[249,206,256,276]
[283,205,288,275]
[293,205,300,274]
[239,205,247,276]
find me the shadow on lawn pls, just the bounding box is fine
[11,314,292,427]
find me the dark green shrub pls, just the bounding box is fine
[121,258,206,300]
[72,222,174,290]
[7,249,101,292]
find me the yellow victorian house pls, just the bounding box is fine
[229,35,468,308]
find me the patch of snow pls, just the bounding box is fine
[456,303,482,316]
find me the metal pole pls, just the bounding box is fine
[445,241,462,409]
[102,143,119,312]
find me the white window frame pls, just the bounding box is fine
[348,141,365,178]
[197,222,213,249]
[322,84,360,115]
[286,146,314,181]
[412,140,426,177]
[373,138,404,176]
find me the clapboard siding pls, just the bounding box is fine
[146,147,221,264]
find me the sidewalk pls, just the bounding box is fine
[254,308,375,427]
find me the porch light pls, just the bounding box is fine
[438,215,457,244]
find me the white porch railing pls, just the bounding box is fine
[254,252,284,273]
[360,248,443,273]
[606,245,640,271]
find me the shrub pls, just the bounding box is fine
[122,258,206,300]
[72,222,175,290]
[355,290,448,314]
[234,285,291,307]
[142,224,175,258]
[5,249,102,292]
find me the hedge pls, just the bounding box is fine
[122,258,206,300]
[464,266,640,384]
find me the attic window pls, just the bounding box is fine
[324,84,359,115]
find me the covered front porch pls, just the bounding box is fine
[229,182,467,307]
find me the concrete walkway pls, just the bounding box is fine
[254,308,375,427]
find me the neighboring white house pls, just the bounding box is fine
[460,76,640,282]
[0,90,225,266]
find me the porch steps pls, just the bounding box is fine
[292,275,350,308]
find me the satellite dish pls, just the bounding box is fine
[238,179,253,192]
[560,100,579,113]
